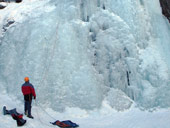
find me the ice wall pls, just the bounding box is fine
[0,2,104,111]
[0,0,170,110]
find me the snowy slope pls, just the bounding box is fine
[1,93,170,128]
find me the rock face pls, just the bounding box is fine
[0,3,7,9]
[159,0,170,22]
[15,0,22,3]
[0,0,22,3]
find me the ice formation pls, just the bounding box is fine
[0,0,170,111]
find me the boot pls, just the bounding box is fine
[27,115,34,119]
[24,111,28,116]
[3,106,6,115]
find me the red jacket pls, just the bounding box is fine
[21,82,36,98]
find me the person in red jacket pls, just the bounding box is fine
[21,77,36,119]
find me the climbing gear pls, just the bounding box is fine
[24,77,29,82]
[35,23,60,125]
[34,23,79,128]
[3,106,27,126]
[51,120,79,128]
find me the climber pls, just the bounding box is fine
[21,77,36,119]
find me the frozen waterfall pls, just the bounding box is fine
[0,0,170,111]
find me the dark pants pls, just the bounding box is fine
[24,101,32,116]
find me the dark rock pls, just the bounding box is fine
[0,0,22,3]
[15,0,22,3]
[3,19,15,32]
[159,0,170,22]
[0,2,6,9]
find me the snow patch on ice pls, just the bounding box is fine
[106,88,133,111]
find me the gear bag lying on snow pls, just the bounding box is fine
[3,106,26,126]
[51,120,79,128]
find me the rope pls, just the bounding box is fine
[35,100,56,120]
[38,22,59,87]
[34,100,56,128]
[33,23,60,127]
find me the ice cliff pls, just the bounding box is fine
[0,0,170,111]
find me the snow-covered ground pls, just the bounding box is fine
[1,93,170,128]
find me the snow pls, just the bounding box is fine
[0,0,170,127]
[0,93,170,128]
